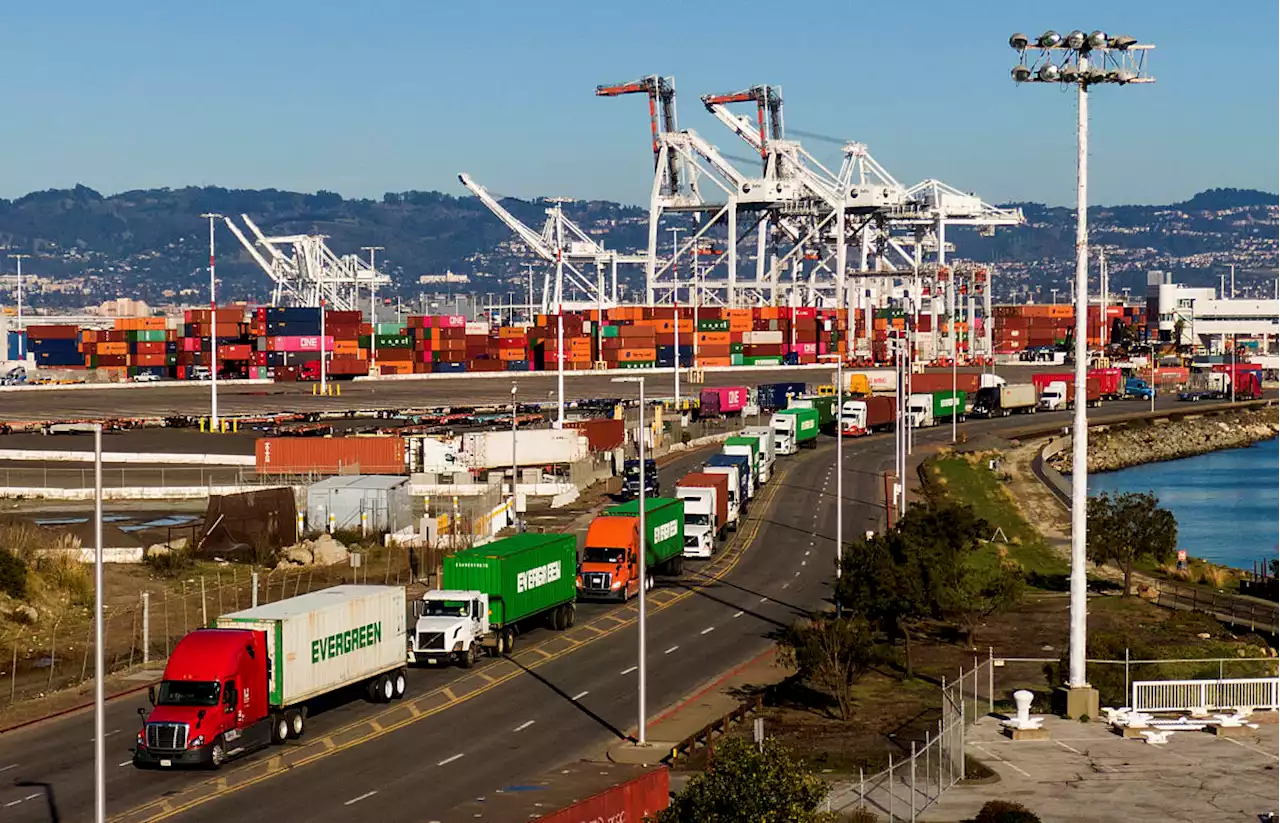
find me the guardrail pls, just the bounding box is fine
[1132,677,1280,712]
[664,694,763,762]
[1150,581,1279,635]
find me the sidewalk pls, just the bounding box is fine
[605,645,793,773]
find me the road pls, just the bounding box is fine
[0,396,1270,822]
[0,364,1062,422]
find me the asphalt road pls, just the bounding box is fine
[0,364,1058,422]
[0,395,1271,822]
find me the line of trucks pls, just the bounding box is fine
[134,424,785,771]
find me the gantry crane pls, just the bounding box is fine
[458,173,644,312]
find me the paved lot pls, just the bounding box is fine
[923,716,1279,822]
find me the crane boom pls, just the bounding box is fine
[596,74,681,196]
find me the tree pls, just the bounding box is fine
[654,737,837,823]
[835,501,992,675]
[778,616,881,721]
[943,554,1026,645]
[1087,492,1178,596]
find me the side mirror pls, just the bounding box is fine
[197,709,206,726]
[147,686,156,706]
[137,707,147,722]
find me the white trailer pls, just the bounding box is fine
[741,426,776,480]
[676,485,717,558]
[460,429,589,469]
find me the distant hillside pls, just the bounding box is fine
[0,184,1273,307]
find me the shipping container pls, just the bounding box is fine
[602,498,685,570]
[772,407,819,454]
[756,381,808,410]
[459,429,589,469]
[441,533,577,627]
[698,386,750,416]
[676,472,729,539]
[255,436,406,475]
[563,418,626,452]
[215,585,407,708]
[432,763,669,823]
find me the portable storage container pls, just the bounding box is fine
[305,475,412,533]
[215,585,406,708]
[255,436,406,475]
[442,533,577,626]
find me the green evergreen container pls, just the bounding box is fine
[603,498,684,567]
[442,533,577,627]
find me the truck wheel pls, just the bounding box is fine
[271,714,289,744]
[503,628,516,654]
[286,709,305,739]
[458,644,475,668]
[392,669,407,698]
[208,738,226,770]
[565,603,576,627]
[379,674,395,702]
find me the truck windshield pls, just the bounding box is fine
[687,513,710,526]
[423,600,469,617]
[583,546,626,565]
[156,680,220,707]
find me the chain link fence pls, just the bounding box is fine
[2,548,423,708]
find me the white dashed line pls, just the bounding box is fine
[732,611,744,618]
[0,764,15,773]
[23,794,37,802]
[804,550,811,556]
[437,753,465,766]
[664,645,679,654]
[620,665,638,675]
[781,582,790,589]
[5,800,21,808]
[118,760,132,767]
[794,571,801,577]
[345,791,378,806]
[513,720,536,732]
[700,627,715,635]
[572,690,589,701]
[759,597,768,603]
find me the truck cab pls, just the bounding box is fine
[1038,381,1068,411]
[699,465,741,530]
[771,412,800,455]
[134,629,271,769]
[1124,376,1154,400]
[906,393,934,428]
[410,589,490,667]
[676,486,716,558]
[620,458,659,499]
[841,399,868,436]
[579,516,647,601]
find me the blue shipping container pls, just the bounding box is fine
[756,382,808,410]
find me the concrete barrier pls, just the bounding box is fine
[0,484,293,501]
[353,361,835,383]
[0,449,254,466]
[0,378,273,393]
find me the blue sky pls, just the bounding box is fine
[2,0,1275,206]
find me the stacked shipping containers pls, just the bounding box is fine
[992,304,1146,354]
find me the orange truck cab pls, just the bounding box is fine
[578,516,645,601]
[133,629,271,769]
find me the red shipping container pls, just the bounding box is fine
[676,472,729,534]
[699,386,750,415]
[434,764,668,823]
[911,372,981,394]
[270,335,333,353]
[26,324,80,340]
[563,418,626,452]
[255,437,405,475]
[432,315,467,329]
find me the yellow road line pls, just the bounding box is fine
[113,455,807,823]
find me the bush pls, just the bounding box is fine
[0,550,28,599]
[144,549,195,577]
[34,553,92,605]
[974,800,1042,823]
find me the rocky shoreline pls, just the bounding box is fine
[1050,407,1279,474]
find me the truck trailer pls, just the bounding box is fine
[756,382,807,411]
[723,435,765,484]
[706,452,755,504]
[970,383,1036,418]
[906,390,966,428]
[411,533,577,665]
[577,498,685,601]
[740,426,777,480]
[697,462,742,531]
[788,394,838,432]
[840,396,896,436]
[698,386,750,417]
[134,585,407,769]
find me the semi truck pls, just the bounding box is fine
[756,382,807,411]
[1088,367,1124,400]
[577,498,685,600]
[410,534,577,665]
[706,452,755,504]
[676,472,729,558]
[771,407,819,454]
[1178,371,1260,401]
[840,396,896,437]
[1036,376,1102,410]
[906,390,966,428]
[788,394,838,432]
[134,585,408,769]
[620,458,659,500]
[970,383,1037,418]
[698,462,742,531]
[723,435,765,484]
[698,386,750,417]
[460,429,589,469]
[841,369,895,394]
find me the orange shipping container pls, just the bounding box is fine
[618,348,657,362]
[97,342,128,356]
[256,437,405,474]
[333,340,360,356]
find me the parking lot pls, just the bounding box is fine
[924,715,1279,822]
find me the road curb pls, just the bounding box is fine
[0,677,159,737]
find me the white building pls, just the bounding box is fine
[1146,271,1278,354]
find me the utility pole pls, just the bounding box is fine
[8,253,30,358]
[199,214,222,430]
[362,246,384,373]
[669,227,684,413]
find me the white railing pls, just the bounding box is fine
[1132,677,1280,713]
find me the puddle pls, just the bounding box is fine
[140,515,198,528]
[33,517,89,526]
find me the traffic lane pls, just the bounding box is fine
[165,450,832,822]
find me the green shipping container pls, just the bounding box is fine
[599,324,620,338]
[442,533,577,628]
[744,356,782,366]
[775,407,820,443]
[374,322,406,335]
[731,353,744,366]
[724,436,760,469]
[604,498,684,568]
[789,394,837,428]
[375,334,412,349]
[930,390,967,420]
[126,329,167,343]
[697,318,730,332]
[729,342,744,354]
[618,360,655,370]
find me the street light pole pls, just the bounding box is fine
[199,214,222,430]
[820,354,844,613]
[511,382,520,531]
[8,254,29,356]
[362,246,384,374]
[613,376,648,744]
[1009,27,1154,708]
[669,228,684,414]
[93,423,105,823]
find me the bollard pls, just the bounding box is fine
[141,592,150,665]
[335,384,341,397]
[361,511,368,537]
[328,511,335,534]
[252,571,259,608]
[232,419,239,433]
[200,576,208,627]
[198,417,206,433]
[297,511,304,539]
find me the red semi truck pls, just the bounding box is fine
[1087,367,1124,400]
[1033,373,1102,410]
